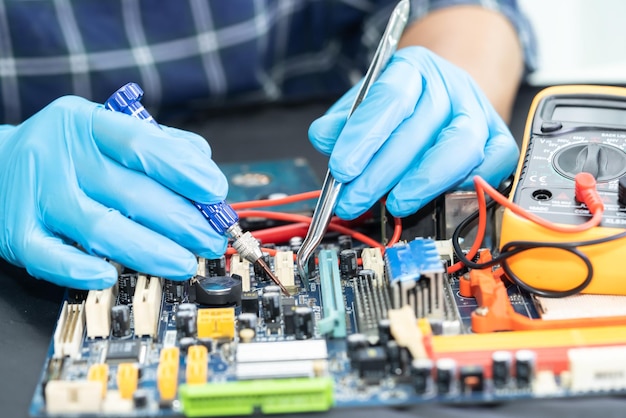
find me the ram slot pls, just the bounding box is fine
[317,249,346,338]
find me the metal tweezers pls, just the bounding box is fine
[296,0,410,282]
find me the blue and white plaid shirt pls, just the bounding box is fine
[0,0,534,124]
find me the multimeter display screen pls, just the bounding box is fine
[552,105,626,125]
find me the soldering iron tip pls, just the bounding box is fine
[256,258,290,296]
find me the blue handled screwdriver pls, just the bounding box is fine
[105,82,288,295]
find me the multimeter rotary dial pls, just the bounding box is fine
[553,142,626,181]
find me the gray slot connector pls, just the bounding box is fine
[317,249,346,338]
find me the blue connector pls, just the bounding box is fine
[104,82,266,268]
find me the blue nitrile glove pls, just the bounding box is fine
[0,96,228,289]
[309,46,519,219]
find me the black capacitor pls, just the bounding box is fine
[289,236,303,253]
[237,313,258,331]
[164,279,187,303]
[435,358,457,394]
[338,234,353,251]
[339,249,358,278]
[411,358,433,394]
[241,291,259,315]
[206,256,226,277]
[117,273,137,305]
[491,351,512,389]
[515,350,536,388]
[378,319,393,345]
[176,310,197,338]
[261,292,281,323]
[346,333,370,367]
[110,305,132,338]
[294,306,315,340]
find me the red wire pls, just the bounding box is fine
[225,189,403,264]
[237,210,385,250]
[230,191,321,210]
[388,216,402,246]
[473,176,603,233]
[227,174,602,277]
[447,175,605,274]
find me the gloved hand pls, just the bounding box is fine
[309,46,519,219]
[0,96,228,289]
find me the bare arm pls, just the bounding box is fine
[398,5,524,123]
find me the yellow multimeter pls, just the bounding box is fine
[500,85,626,296]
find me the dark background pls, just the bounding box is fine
[3,84,626,417]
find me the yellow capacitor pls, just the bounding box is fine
[87,363,109,398]
[186,345,208,385]
[197,308,235,340]
[116,363,138,400]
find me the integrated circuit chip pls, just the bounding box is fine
[105,340,142,364]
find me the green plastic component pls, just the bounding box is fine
[317,249,347,338]
[179,377,334,417]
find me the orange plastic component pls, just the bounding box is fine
[433,325,626,353]
[197,308,235,340]
[116,363,138,399]
[157,362,179,401]
[87,363,109,398]
[458,273,472,298]
[466,256,626,333]
[186,345,208,385]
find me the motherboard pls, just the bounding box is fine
[28,230,626,417]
